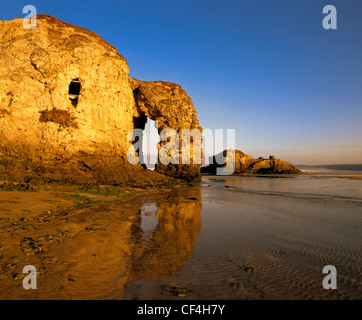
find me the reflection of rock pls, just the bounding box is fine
[0,15,202,185]
[128,189,202,280]
[202,150,301,174]
[0,188,202,299]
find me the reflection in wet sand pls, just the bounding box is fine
[124,175,361,300]
[0,188,202,299]
[1,174,360,300]
[128,190,202,282]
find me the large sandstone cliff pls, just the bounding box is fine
[0,15,202,185]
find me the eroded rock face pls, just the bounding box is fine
[0,15,133,152]
[130,79,201,132]
[0,15,202,185]
[202,150,301,175]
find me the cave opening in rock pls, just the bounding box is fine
[68,79,81,107]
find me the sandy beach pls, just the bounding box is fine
[0,173,361,300]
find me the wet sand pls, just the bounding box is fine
[0,186,201,299]
[0,174,361,300]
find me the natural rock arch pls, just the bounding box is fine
[0,15,203,185]
[130,79,203,181]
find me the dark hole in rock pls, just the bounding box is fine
[68,79,81,106]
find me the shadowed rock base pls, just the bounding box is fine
[0,138,180,188]
[155,164,202,182]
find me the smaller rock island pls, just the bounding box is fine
[201,150,301,175]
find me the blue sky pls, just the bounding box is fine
[2,0,362,164]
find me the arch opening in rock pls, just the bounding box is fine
[131,115,160,170]
[68,79,81,107]
[142,118,160,170]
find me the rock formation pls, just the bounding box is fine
[0,15,202,185]
[130,79,202,181]
[202,150,301,175]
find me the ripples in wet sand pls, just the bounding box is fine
[0,174,360,299]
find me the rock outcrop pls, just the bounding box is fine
[202,150,301,175]
[0,15,202,185]
[245,158,301,174]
